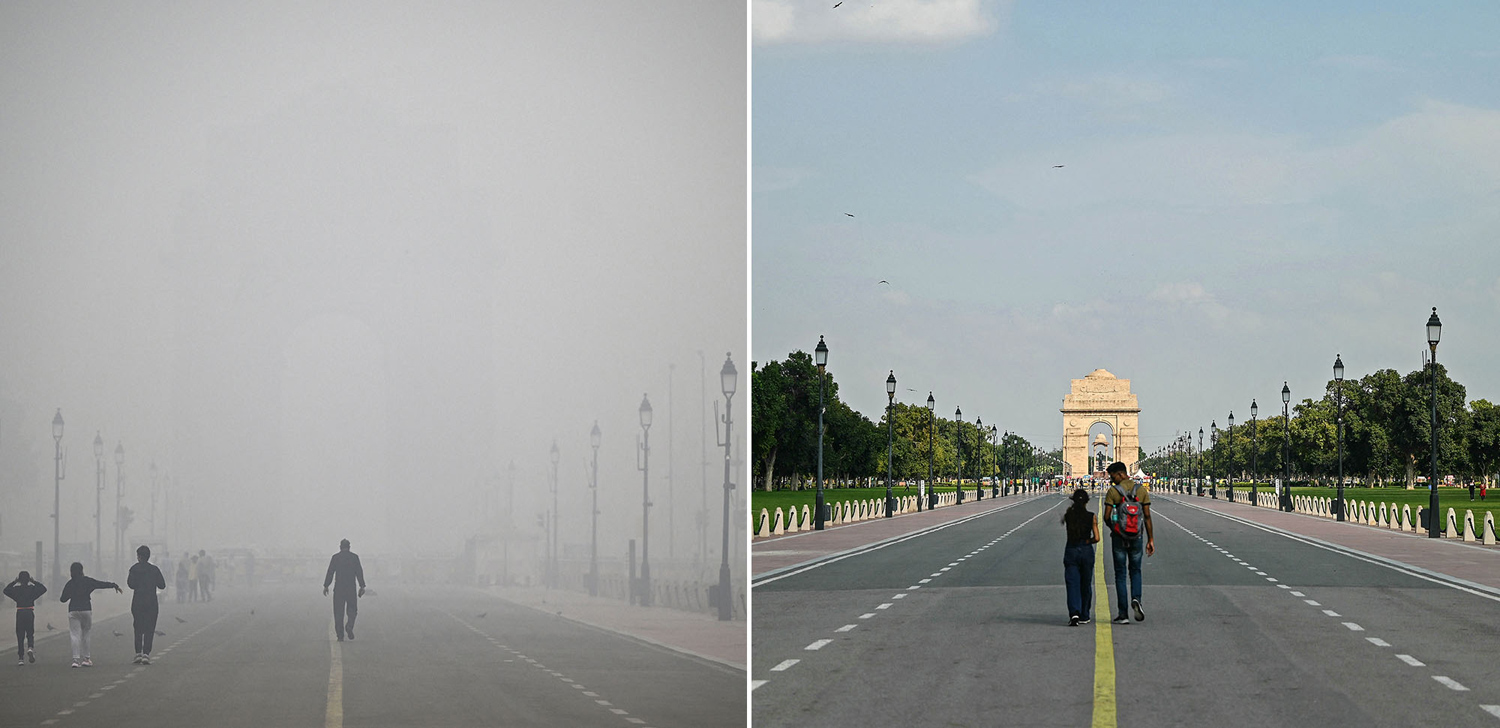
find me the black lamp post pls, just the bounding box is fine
[1281,382,1292,512]
[549,440,559,589]
[1227,412,1235,502]
[884,371,896,517]
[1210,421,1218,499]
[93,432,103,573]
[114,442,124,579]
[590,422,601,596]
[1334,355,1345,522]
[814,336,828,530]
[954,406,964,504]
[637,394,653,606]
[1426,308,1442,537]
[990,425,999,497]
[974,416,983,501]
[925,393,935,511]
[1197,427,1204,496]
[52,409,64,586]
[717,353,737,620]
[1250,400,1259,504]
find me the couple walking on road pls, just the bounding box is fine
[1061,461,1155,626]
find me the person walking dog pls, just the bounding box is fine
[1101,461,1153,624]
[1061,488,1101,626]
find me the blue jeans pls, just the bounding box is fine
[1063,542,1095,620]
[1110,535,1144,616]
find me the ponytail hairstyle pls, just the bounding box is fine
[1061,488,1090,524]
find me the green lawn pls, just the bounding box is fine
[1286,485,1500,526]
[751,483,1011,531]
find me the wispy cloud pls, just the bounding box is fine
[753,0,1006,46]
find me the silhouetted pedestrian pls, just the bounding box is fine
[59,562,121,667]
[5,572,47,665]
[175,557,189,603]
[127,545,167,664]
[323,539,366,642]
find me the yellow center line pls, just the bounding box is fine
[1093,513,1116,728]
[325,620,343,728]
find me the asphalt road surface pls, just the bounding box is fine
[2,583,743,728]
[752,493,1500,727]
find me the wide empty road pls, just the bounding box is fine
[2,584,742,727]
[752,493,1500,727]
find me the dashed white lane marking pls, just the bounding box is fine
[892,594,907,599]
[596,700,613,706]
[1434,676,1469,691]
[835,624,857,633]
[806,639,832,651]
[610,708,630,715]
[750,680,768,691]
[1290,591,1305,597]
[1265,578,1279,583]
[1321,610,1341,617]
[770,659,800,671]
[1367,638,1391,647]
[1342,623,1364,632]
[918,578,932,584]
[1397,654,1425,666]
[1479,705,1500,718]
[1304,600,1321,606]
[906,585,921,591]
[876,603,892,610]
[858,613,875,620]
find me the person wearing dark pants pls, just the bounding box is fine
[1101,461,1154,624]
[5,572,47,665]
[127,545,167,664]
[323,539,366,642]
[1060,489,1100,626]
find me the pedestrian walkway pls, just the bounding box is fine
[1165,493,1500,594]
[753,491,1052,579]
[484,584,745,671]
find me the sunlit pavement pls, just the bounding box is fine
[751,493,1500,728]
[1,583,743,728]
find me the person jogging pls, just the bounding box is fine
[59,562,121,668]
[323,539,366,642]
[127,545,167,664]
[1060,489,1101,626]
[1101,461,1154,624]
[5,572,47,665]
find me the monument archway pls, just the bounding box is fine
[1062,369,1140,479]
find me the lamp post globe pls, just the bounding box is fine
[883,371,896,518]
[1426,308,1442,537]
[1334,354,1346,521]
[716,352,738,620]
[925,392,935,511]
[814,336,829,530]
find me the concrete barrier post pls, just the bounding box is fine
[1483,512,1496,545]
[1446,507,1459,539]
[1463,509,1476,542]
[757,508,770,539]
[773,507,785,536]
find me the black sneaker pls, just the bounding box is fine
[1132,599,1145,622]
[1080,616,1092,625]
[346,627,354,641]
[26,648,34,664]
[1112,614,1130,624]
[1069,615,1080,626]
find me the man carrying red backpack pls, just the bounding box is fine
[1102,461,1154,624]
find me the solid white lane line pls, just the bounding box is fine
[1366,638,1391,647]
[1433,676,1469,691]
[806,640,832,650]
[835,624,857,632]
[1343,622,1364,631]
[770,659,800,671]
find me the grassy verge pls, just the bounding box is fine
[1287,485,1500,526]
[750,483,1009,531]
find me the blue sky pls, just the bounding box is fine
[752,0,1500,453]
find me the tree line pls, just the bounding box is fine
[752,351,1056,491]
[1141,364,1500,487]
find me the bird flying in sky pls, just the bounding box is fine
[845,212,854,217]
[1053,165,1064,168]
[878,280,888,284]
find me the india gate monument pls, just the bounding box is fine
[1062,369,1140,478]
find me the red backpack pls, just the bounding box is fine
[1111,483,1143,540]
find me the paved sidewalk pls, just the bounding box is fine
[752,491,1053,579]
[2,588,136,655]
[483,585,745,671]
[1165,493,1500,592]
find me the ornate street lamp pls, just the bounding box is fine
[1210,421,1218,499]
[549,440,560,589]
[925,393,935,511]
[1282,382,1292,512]
[954,406,964,504]
[114,442,124,578]
[1197,427,1204,496]
[990,425,999,497]
[974,416,983,501]
[716,353,738,620]
[52,409,65,586]
[589,421,601,596]
[884,371,897,517]
[637,394,654,606]
[1251,400,1259,504]
[1227,412,1235,503]
[93,432,103,573]
[1426,308,1442,537]
[814,336,829,529]
[1334,355,1345,522]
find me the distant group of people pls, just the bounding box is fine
[5,539,367,668]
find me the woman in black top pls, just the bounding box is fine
[127,545,167,664]
[59,562,121,667]
[1061,488,1101,626]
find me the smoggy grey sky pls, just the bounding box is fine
[1,2,746,567]
[753,1,1500,453]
